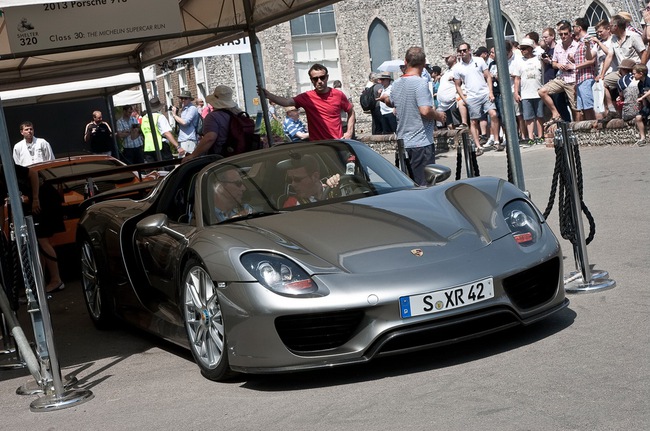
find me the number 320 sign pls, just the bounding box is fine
[3,0,182,54]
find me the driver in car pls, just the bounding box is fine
[283,154,340,208]
[214,168,253,221]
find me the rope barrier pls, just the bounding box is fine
[542,123,596,245]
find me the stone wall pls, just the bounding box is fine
[357,120,642,155]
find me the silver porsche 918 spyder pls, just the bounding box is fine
[77,140,568,381]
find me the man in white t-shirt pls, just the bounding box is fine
[453,42,500,153]
[516,38,545,143]
[13,121,55,167]
[437,51,467,129]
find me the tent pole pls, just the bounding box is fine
[243,0,273,147]
[488,0,526,191]
[139,61,163,161]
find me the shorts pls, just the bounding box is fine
[521,98,544,120]
[576,79,595,110]
[466,94,497,120]
[541,78,577,111]
[603,71,620,90]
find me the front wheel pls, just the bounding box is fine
[182,259,233,381]
[80,234,115,329]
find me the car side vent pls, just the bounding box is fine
[275,310,364,353]
[502,257,561,309]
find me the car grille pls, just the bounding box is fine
[275,310,364,353]
[502,257,561,309]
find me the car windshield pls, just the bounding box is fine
[201,141,416,225]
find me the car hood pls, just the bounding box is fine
[230,178,521,274]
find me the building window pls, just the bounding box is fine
[164,74,173,108]
[178,69,187,93]
[485,15,516,49]
[368,19,391,73]
[290,5,336,36]
[585,2,609,27]
[290,6,341,94]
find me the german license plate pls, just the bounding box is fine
[400,278,494,318]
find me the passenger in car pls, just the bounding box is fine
[282,154,340,207]
[213,168,253,222]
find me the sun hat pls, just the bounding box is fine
[619,58,636,70]
[149,97,163,110]
[206,85,237,109]
[176,90,193,99]
[519,38,535,48]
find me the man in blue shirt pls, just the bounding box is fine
[171,90,200,155]
[282,106,309,142]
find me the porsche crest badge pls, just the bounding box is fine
[410,249,424,257]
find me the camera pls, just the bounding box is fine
[541,53,549,59]
[131,123,140,129]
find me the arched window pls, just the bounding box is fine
[368,19,391,73]
[485,15,515,49]
[585,1,609,27]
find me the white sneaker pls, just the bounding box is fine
[484,138,495,147]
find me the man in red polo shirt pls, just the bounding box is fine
[258,64,355,140]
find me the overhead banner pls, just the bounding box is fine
[3,0,183,54]
[174,38,252,59]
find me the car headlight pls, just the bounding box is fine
[241,252,318,296]
[503,200,542,246]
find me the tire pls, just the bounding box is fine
[182,259,234,381]
[80,234,115,329]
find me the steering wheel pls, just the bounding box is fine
[324,175,370,197]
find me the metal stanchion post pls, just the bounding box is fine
[15,217,93,412]
[396,139,408,176]
[0,311,27,370]
[556,123,615,293]
[461,132,476,178]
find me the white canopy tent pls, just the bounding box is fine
[0,67,155,107]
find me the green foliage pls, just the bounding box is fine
[260,118,285,139]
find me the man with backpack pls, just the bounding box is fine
[258,63,355,140]
[360,72,385,134]
[183,85,258,163]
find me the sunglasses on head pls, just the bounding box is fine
[310,75,328,83]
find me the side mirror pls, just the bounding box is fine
[136,214,185,240]
[424,164,452,186]
[136,214,168,235]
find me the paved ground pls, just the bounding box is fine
[1,143,648,430]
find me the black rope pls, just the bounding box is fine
[455,141,463,181]
[504,141,513,183]
[542,128,596,245]
[572,143,596,244]
[19,240,37,295]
